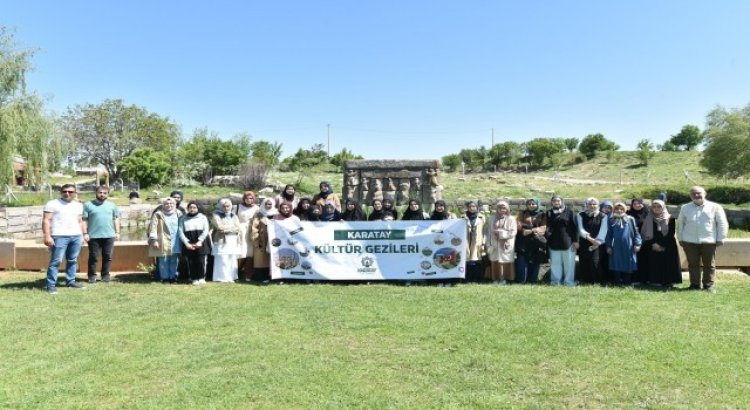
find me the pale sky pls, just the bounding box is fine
[4,1,750,160]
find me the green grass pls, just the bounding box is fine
[1,271,749,409]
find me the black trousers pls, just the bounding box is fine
[88,237,115,279]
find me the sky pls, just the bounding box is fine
[3,1,750,160]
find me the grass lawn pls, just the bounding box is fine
[1,271,749,409]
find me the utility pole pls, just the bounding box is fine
[491,128,495,147]
[327,124,331,158]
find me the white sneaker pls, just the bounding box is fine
[192,280,201,286]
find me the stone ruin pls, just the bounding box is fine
[342,160,443,211]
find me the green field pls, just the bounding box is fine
[1,271,748,409]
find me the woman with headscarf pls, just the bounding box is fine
[368,199,387,221]
[274,184,300,210]
[382,198,399,220]
[430,200,455,220]
[514,198,547,284]
[179,201,210,285]
[251,198,277,283]
[641,199,681,287]
[312,181,341,212]
[576,197,608,285]
[307,204,322,221]
[293,198,312,220]
[462,201,487,283]
[273,201,300,222]
[401,200,427,221]
[605,202,642,286]
[211,198,241,282]
[341,199,366,221]
[236,191,259,281]
[485,201,517,285]
[598,200,614,284]
[545,195,579,286]
[320,201,341,222]
[148,197,182,284]
[627,198,650,285]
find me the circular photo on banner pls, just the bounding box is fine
[433,248,460,270]
[276,248,300,269]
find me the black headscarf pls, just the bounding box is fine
[382,198,399,220]
[430,200,451,220]
[341,200,365,221]
[294,198,311,220]
[368,200,386,221]
[318,181,332,200]
[281,184,296,202]
[626,198,649,228]
[401,201,426,220]
[307,204,322,221]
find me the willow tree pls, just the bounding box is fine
[0,27,51,186]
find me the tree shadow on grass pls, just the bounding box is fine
[625,163,646,169]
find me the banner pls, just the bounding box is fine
[269,219,467,281]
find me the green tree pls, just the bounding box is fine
[658,140,679,151]
[250,140,283,167]
[700,103,750,178]
[62,99,180,181]
[441,154,461,172]
[524,138,566,167]
[279,143,329,171]
[636,139,655,165]
[330,148,363,169]
[0,27,51,186]
[563,137,579,152]
[668,124,703,151]
[119,147,172,187]
[489,141,523,169]
[176,128,252,180]
[578,133,619,159]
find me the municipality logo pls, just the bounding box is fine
[358,256,376,273]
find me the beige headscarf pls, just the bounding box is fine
[640,199,670,241]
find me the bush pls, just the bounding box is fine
[627,186,750,205]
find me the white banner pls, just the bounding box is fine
[269,220,467,281]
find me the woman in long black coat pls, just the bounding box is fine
[640,200,682,287]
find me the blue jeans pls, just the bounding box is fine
[46,235,82,288]
[549,247,576,286]
[157,255,179,280]
[515,254,540,284]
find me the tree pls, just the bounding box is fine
[563,138,579,152]
[0,27,51,186]
[636,139,656,165]
[176,128,252,181]
[119,148,172,187]
[524,138,566,167]
[488,141,523,169]
[668,124,703,151]
[250,140,283,167]
[578,133,619,159]
[61,99,180,181]
[700,103,750,178]
[279,143,329,171]
[658,140,679,151]
[441,154,461,172]
[330,148,363,169]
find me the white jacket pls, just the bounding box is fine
[677,200,728,244]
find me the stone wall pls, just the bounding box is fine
[343,159,443,208]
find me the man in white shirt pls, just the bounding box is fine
[677,186,729,292]
[43,184,86,294]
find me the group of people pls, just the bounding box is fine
[42,181,728,294]
[469,187,728,292]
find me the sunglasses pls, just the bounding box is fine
[62,190,76,194]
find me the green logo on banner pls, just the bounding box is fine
[334,230,406,240]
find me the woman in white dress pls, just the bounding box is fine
[236,191,259,281]
[211,198,241,282]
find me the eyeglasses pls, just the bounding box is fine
[62,191,76,194]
